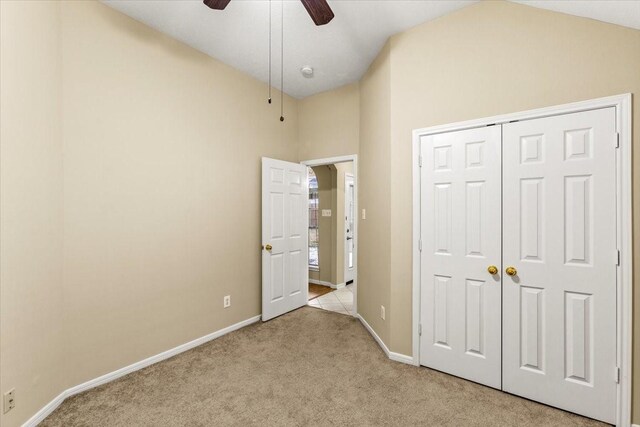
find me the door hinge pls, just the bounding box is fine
[616,250,621,266]
[615,367,620,383]
[615,133,620,149]
[418,324,422,336]
[418,155,422,167]
[418,239,422,252]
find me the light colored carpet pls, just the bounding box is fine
[42,307,605,426]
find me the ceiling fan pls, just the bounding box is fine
[203,0,335,26]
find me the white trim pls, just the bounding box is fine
[356,314,390,357]
[615,94,633,427]
[21,393,67,427]
[389,352,416,365]
[412,124,422,367]
[22,315,261,427]
[302,155,358,317]
[308,265,319,272]
[308,278,344,289]
[412,94,632,427]
[356,314,414,366]
[309,278,332,287]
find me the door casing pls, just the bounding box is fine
[412,94,632,427]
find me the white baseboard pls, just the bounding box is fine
[356,314,414,366]
[309,279,344,289]
[22,392,67,427]
[309,279,332,287]
[22,315,261,427]
[356,313,390,356]
[389,351,417,365]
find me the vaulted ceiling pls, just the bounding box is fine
[102,1,640,98]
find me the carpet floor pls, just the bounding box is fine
[42,307,605,426]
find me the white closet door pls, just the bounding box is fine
[420,126,502,389]
[502,108,617,424]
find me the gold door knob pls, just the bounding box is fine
[265,244,273,251]
[505,266,517,276]
[487,265,498,275]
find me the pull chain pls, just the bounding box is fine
[268,0,272,104]
[280,0,284,122]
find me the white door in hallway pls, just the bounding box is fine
[344,173,355,283]
[262,158,309,321]
[419,126,502,389]
[502,108,617,424]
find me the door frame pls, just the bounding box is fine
[301,155,358,316]
[344,172,355,284]
[411,94,632,426]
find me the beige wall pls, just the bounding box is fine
[321,1,640,421]
[300,83,359,285]
[0,2,65,425]
[358,43,392,344]
[311,165,336,284]
[2,1,298,425]
[298,83,360,161]
[59,1,298,391]
[384,0,640,419]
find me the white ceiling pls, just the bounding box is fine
[102,0,640,99]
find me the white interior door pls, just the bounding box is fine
[344,173,355,283]
[502,108,617,423]
[420,126,502,389]
[262,157,309,321]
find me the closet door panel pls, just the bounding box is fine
[502,108,617,424]
[420,126,502,389]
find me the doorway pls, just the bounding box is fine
[302,156,358,316]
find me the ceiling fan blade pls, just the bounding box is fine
[299,0,334,26]
[203,0,231,10]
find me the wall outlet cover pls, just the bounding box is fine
[3,389,15,414]
[223,295,231,308]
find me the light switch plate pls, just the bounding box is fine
[322,209,332,217]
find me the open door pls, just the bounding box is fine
[344,173,355,283]
[262,157,309,321]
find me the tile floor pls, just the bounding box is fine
[308,283,353,315]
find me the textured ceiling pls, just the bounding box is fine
[102,0,640,99]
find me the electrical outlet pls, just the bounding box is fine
[223,295,231,308]
[380,305,385,320]
[3,389,15,414]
